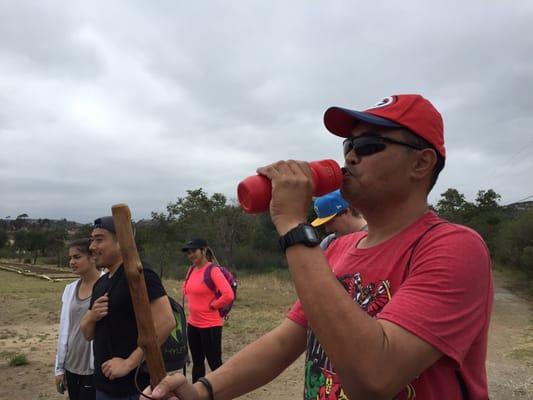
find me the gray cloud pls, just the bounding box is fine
[1,0,532,222]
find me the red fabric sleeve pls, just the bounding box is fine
[377,227,493,367]
[287,299,307,328]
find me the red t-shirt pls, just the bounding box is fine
[288,211,493,399]
[183,262,235,328]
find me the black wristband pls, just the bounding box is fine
[197,377,214,400]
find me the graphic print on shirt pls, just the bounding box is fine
[303,272,416,400]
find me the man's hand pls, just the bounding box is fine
[101,357,133,380]
[54,374,65,387]
[256,160,314,235]
[55,374,65,393]
[90,294,109,322]
[143,374,200,400]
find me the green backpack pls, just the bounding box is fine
[142,296,189,374]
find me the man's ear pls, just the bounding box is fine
[411,148,437,182]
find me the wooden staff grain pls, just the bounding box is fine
[112,203,166,387]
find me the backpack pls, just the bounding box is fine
[142,296,189,374]
[204,264,238,320]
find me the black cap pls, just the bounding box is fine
[182,238,207,252]
[93,216,116,234]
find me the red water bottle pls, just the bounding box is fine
[237,159,343,214]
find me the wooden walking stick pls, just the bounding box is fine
[112,203,166,387]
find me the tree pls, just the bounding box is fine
[468,189,504,254]
[0,229,7,250]
[435,188,474,223]
[45,228,68,266]
[13,230,28,261]
[26,230,47,264]
[475,189,501,210]
[71,224,93,239]
[139,188,286,276]
[137,214,182,278]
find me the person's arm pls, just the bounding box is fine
[144,318,307,400]
[285,246,441,398]
[258,160,442,399]
[80,294,108,341]
[209,268,235,309]
[101,295,174,380]
[55,284,72,377]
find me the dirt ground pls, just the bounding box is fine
[0,269,532,399]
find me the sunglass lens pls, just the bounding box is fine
[343,139,353,157]
[343,137,387,157]
[356,142,387,156]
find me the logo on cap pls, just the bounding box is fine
[369,96,396,110]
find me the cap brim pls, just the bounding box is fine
[311,214,336,227]
[181,246,198,252]
[324,106,402,137]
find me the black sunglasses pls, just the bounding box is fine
[343,134,424,158]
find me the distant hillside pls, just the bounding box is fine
[505,200,533,211]
[0,217,85,231]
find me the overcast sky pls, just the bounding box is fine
[1,1,532,223]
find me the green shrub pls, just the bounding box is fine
[8,354,28,367]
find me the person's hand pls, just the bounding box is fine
[55,374,65,387]
[256,160,313,235]
[143,374,200,400]
[101,357,132,380]
[55,374,65,393]
[91,294,109,322]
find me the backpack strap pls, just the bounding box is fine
[182,266,195,308]
[406,222,448,269]
[203,263,218,294]
[405,220,470,399]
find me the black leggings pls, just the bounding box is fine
[65,370,95,400]
[187,324,223,382]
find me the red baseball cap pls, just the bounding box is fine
[324,94,445,158]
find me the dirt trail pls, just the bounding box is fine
[0,270,531,399]
[485,271,533,398]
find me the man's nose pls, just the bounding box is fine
[344,148,360,165]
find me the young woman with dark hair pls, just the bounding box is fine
[55,238,101,400]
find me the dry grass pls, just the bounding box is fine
[165,272,299,354]
[0,269,64,326]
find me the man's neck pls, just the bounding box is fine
[107,259,123,277]
[358,195,429,248]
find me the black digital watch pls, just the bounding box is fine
[279,223,321,252]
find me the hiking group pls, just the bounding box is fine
[56,93,493,400]
[54,217,235,400]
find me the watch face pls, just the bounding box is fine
[279,223,321,251]
[303,225,317,241]
[302,225,320,245]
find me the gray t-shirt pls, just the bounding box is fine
[320,225,368,250]
[64,281,93,375]
[320,233,337,250]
